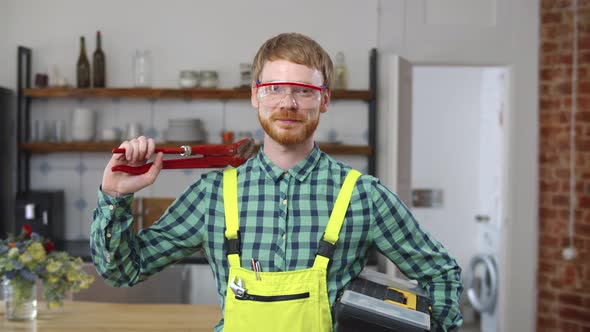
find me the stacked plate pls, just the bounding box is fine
[166,118,206,143]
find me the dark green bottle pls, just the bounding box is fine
[76,36,91,88]
[93,31,106,87]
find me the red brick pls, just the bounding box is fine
[543,12,564,24]
[559,321,581,332]
[559,292,585,306]
[544,41,562,53]
[542,0,574,10]
[558,81,573,94]
[579,224,590,237]
[553,194,571,206]
[577,111,590,121]
[582,196,590,208]
[540,261,559,275]
[559,307,590,323]
[541,97,565,111]
[538,315,559,329]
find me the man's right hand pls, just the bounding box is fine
[101,136,164,196]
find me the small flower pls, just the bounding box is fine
[31,232,41,242]
[46,261,62,273]
[19,268,36,282]
[45,241,54,253]
[19,252,33,265]
[23,225,33,237]
[29,242,46,262]
[8,247,19,259]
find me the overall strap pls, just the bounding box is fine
[313,169,362,270]
[223,167,241,268]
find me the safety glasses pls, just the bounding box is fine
[256,81,327,108]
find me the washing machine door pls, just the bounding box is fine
[466,254,498,313]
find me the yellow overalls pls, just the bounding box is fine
[222,167,361,331]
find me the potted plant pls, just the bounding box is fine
[0,225,94,320]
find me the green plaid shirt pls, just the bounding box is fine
[91,145,463,331]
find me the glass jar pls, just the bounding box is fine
[3,278,38,321]
[333,52,348,90]
[133,50,153,87]
[239,63,252,88]
[200,71,218,88]
[179,70,199,88]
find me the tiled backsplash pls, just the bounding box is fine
[29,98,370,240]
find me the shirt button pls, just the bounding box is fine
[106,233,112,238]
[283,172,288,178]
[105,253,111,263]
[282,199,288,205]
[108,205,114,210]
[282,233,286,240]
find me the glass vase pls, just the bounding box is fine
[3,278,38,321]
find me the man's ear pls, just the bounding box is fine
[320,90,331,114]
[251,82,259,109]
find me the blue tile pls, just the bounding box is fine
[362,129,369,143]
[74,199,87,211]
[39,161,51,175]
[145,127,158,139]
[76,161,87,175]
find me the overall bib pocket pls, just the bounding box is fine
[223,267,328,331]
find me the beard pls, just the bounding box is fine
[258,109,320,145]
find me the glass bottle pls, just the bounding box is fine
[76,36,91,88]
[133,50,152,87]
[92,31,106,87]
[333,51,348,90]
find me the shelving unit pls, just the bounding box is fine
[16,47,377,192]
[23,87,373,101]
[18,141,372,155]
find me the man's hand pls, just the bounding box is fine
[101,136,164,196]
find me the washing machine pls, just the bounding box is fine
[466,221,500,332]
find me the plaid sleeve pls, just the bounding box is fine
[368,180,464,331]
[90,182,205,288]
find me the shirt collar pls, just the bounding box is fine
[255,144,322,183]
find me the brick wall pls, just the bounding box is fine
[539,0,590,330]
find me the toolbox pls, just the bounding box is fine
[334,269,431,332]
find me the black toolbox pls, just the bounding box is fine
[334,269,431,332]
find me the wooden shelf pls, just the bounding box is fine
[23,87,373,101]
[18,142,373,156]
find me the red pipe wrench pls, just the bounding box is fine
[111,138,256,175]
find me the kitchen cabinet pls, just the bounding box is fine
[16,47,377,192]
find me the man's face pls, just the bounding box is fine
[252,60,330,146]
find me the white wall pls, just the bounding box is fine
[0,0,376,90]
[411,66,483,271]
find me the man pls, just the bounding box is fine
[91,32,463,331]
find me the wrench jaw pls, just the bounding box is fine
[229,276,246,298]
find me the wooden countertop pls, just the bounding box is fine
[0,301,222,331]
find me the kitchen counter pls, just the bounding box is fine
[0,301,222,331]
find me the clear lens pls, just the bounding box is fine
[257,84,322,108]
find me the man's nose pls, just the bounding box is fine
[278,93,298,109]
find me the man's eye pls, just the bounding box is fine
[269,85,284,93]
[294,88,313,96]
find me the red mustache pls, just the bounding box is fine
[270,112,304,122]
